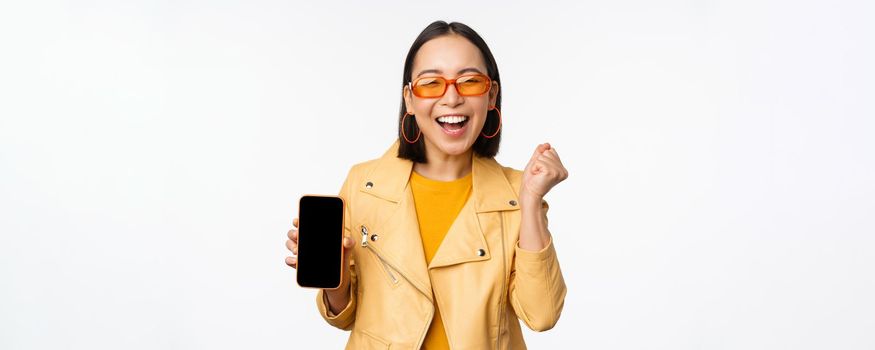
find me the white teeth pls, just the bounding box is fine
[437,115,468,124]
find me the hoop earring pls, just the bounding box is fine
[401,112,421,144]
[481,106,502,139]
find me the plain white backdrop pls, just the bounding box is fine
[1,0,873,349]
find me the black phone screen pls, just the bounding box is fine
[296,195,344,289]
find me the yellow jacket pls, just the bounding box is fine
[316,141,567,349]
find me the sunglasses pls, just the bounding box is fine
[408,74,492,98]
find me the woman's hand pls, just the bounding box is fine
[285,217,355,314]
[520,143,569,203]
[517,143,568,251]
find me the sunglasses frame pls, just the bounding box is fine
[408,73,493,98]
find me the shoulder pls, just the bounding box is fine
[496,159,524,195]
[348,158,380,177]
[343,141,403,181]
[501,165,523,184]
[341,158,380,190]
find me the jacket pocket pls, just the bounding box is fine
[347,329,390,349]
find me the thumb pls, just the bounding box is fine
[342,237,355,256]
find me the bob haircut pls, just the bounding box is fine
[397,20,502,163]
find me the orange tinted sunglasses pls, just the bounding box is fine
[408,74,492,98]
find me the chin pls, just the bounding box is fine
[436,139,475,156]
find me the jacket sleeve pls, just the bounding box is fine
[314,168,359,330]
[508,200,567,331]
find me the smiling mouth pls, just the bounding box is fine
[436,115,469,131]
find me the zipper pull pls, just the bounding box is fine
[360,225,369,247]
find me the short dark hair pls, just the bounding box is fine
[397,20,502,163]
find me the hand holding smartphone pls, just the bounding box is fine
[287,195,349,290]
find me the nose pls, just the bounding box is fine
[439,81,464,108]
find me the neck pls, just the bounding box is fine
[413,142,473,181]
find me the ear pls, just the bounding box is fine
[403,85,414,113]
[489,81,500,107]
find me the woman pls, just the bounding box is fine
[285,20,569,349]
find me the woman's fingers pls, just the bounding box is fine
[536,155,561,171]
[542,147,561,161]
[287,228,298,242]
[525,143,549,171]
[286,219,299,269]
[538,150,564,168]
[285,256,297,268]
[286,239,297,255]
[535,156,569,181]
[285,228,298,268]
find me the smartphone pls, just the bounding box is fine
[296,195,345,289]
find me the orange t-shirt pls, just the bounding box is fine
[410,170,472,350]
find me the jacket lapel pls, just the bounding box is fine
[359,142,432,300]
[428,155,520,269]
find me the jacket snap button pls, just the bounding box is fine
[371,234,379,241]
[477,248,486,256]
[365,181,374,189]
[509,200,517,206]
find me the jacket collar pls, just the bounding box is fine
[361,141,520,213]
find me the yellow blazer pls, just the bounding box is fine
[316,141,567,349]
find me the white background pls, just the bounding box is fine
[1,0,873,349]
